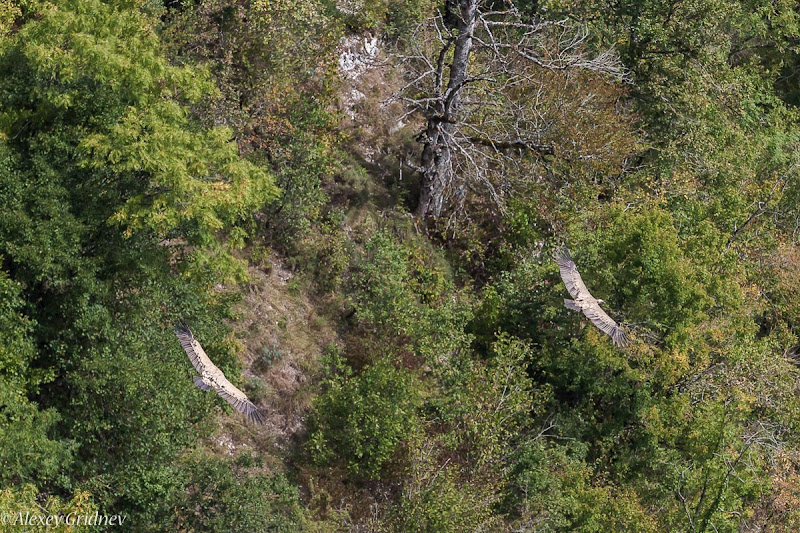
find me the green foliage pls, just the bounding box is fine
[0,269,72,487]
[0,0,19,39]
[255,346,285,372]
[542,0,800,243]
[0,381,71,487]
[627,334,800,531]
[0,267,41,388]
[0,484,96,533]
[292,210,350,292]
[570,207,732,348]
[0,0,277,281]
[335,0,435,34]
[506,440,658,532]
[470,197,798,530]
[267,136,333,248]
[81,105,277,242]
[348,228,473,363]
[384,336,545,532]
[426,335,542,464]
[172,453,306,532]
[308,355,422,479]
[392,456,502,533]
[0,0,283,526]
[165,0,340,248]
[1,0,800,530]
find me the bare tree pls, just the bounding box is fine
[392,0,625,220]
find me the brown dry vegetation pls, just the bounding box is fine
[194,253,341,466]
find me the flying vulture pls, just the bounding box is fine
[554,247,629,347]
[174,324,267,425]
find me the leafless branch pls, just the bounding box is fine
[387,0,626,219]
[727,168,795,250]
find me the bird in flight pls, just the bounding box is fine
[554,247,629,348]
[174,323,267,425]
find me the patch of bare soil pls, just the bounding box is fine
[204,254,340,460]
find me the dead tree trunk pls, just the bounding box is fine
[416,0,478,219]
[395,2,625,221]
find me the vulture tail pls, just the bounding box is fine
[193,376,211,391]
[174,320,192,338]
[249,408,269,426]
[564,299,581,312]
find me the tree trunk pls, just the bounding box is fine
[416,0,478,219]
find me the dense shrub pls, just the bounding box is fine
[308,352,422,478]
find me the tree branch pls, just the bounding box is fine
[467,135,554,156]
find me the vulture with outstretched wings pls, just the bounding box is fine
[554,247,629,348]
[174,324,267,425]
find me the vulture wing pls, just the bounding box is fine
[175,325,267,425]
[175,323,213,374]
[554,247,592,300]
[581,302,629,348]
[554,247,629,348]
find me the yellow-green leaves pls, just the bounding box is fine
[1,0,278,272]
[0,0,20,38]
[80,100,278,241]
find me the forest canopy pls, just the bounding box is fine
[0,0,799,531]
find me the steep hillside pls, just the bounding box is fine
[1,0,800,531]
